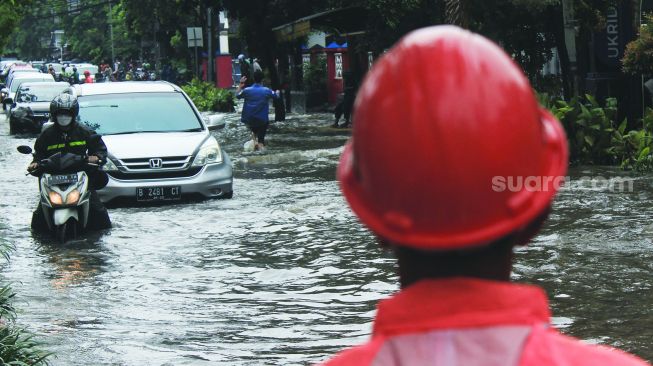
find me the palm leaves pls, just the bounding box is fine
[445,0,469,28]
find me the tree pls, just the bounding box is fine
[623,14,653,76]
[223,0,320,89]
[0,0,33,54]
[119,0,224,76]
[445,0,468,28]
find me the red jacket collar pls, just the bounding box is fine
[373,278,551,337]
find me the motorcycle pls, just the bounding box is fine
[18,145,99,243]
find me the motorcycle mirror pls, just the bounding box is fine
[89,134,103,143]
[17,145,33,154]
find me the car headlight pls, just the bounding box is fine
[192,138,223,166]
[101,158,119,172]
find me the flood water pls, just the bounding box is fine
[0,110,651,365]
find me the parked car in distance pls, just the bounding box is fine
[65,64,98,83]
[30,61,46,71]
[0,60,22,81]
[4,66,39,90]
[69,81,233,204]
[5,65,37,83]
[8,81,70,134]
[1,72,55,110]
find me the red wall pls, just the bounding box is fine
[215,55,232,89]
[325,48,348,105]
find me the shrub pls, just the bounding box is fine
[539,92,653,171]
[303,57,327,93]
[182,79,235,112]
[0,238,52,365]
[623,14,653,75]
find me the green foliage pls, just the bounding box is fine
[182,79,235,112]
[622,14,653,75]
[0,235,51,365]
[0,0,33,53]
[540,93,653,171]
[0,325,52,366]
[303,57,327,93]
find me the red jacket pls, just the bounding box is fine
[319,278,649,366]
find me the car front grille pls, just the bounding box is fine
[119,156,192,171]
[108,167,202,180]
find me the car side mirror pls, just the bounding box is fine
[206,114,226,131]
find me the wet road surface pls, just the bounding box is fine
[0,111,651,364]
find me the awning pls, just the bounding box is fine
[272,7,366,42]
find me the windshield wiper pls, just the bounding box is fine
[106,128,203,135]
[106,130,163,135]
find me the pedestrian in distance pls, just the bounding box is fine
[318,26,650,366]
[252,58,263,73]
[238,54,253,87]
[102,65,112,82]
[236,70,280,151]
[70,67,79,85]
[83,70,93,83]
[332,71,356,128]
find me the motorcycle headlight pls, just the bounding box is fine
[65,189,80,205]
[192,138,223,166]
[48,191,63,205]
[101,158,119,172]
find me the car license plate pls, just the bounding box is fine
[47,174,78,185]
[136,186,182,201]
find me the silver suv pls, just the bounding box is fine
[70,81,233,203]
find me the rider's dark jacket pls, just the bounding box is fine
[32,122,107,163]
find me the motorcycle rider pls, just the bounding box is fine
[83,70,93,83]
[70,67,79,85]
[28,93,112,232]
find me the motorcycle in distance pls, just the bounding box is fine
[17,145,99,243]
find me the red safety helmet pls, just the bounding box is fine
[338,26,568,251]
[84,70,91,76]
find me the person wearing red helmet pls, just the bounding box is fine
[83,70,93,83]
[320,26,649,366]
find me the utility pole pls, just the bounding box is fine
[109,1,115,65]
[207,7,214,84]
[562,0,578,97]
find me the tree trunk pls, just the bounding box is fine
[445,0,468,28]
[547,4,573,100]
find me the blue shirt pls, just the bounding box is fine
[236,83,278,125]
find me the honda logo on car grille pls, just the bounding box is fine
[149,158,163,169]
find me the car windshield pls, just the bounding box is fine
[78,92,203,135]
[17,85,68,103]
